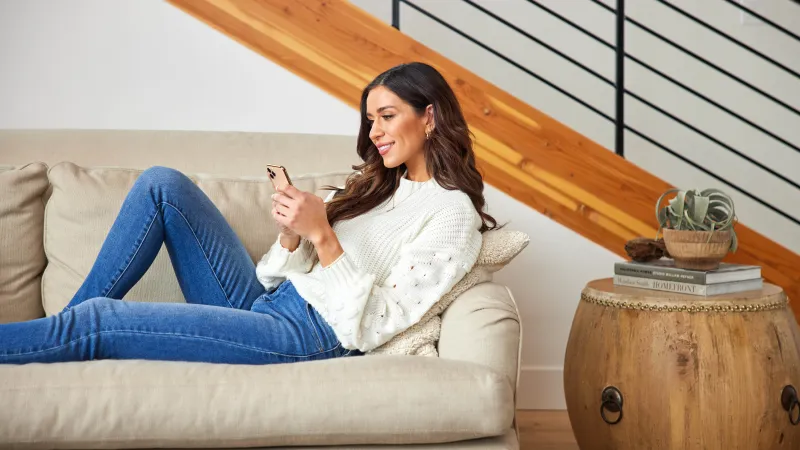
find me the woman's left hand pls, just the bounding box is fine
[271,185,331,245]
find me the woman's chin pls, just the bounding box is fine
[381,156,402,168]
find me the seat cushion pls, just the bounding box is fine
[41,162,350,315]
[0,163,49,323]
[0,356,514,448]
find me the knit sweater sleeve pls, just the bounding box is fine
[254,189,339,291]
[289,201,483,352]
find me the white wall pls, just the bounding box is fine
[1,0,798,411]
[0,0,358,134]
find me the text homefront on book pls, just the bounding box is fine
[613,259,763,296]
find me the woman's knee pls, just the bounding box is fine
[136,166,194,194]
[74,296,116,313]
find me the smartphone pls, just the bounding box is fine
[266,164,293,191]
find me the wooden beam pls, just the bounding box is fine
[167,0,800,317]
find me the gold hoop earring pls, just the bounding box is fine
[425,129,431,140]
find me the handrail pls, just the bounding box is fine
[721,0,800,42]
[588,0,800,118]
[655,0,800,80]
[462,0,612,87]
[399,0,613,122]
[462,0,800,195]
[624,122,799,227]
[392,0,800,226]
[524,0,800,155]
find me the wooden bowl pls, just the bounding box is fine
[662,229,732,270]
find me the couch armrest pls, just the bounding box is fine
[438,281,522,406]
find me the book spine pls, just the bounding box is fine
[614,262,707,284]
[613,275,709,296]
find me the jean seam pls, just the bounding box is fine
[157,201,234,308]
[2,329,342,359]
[102,207,160,298]
[305,305,325,352]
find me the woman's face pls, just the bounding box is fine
[365,86,431,170]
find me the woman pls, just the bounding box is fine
[0,62,500,365]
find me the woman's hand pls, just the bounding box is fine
[271,185,332,245]
[273,215,299,239]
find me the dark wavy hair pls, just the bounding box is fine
[322,62,502,233]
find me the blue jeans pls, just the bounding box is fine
[0,166,358,364]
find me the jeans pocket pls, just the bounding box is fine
[305,304,341,353]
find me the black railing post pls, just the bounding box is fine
[615,0,625,157]
[392,0,400,29]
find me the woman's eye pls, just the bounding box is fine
[382,115,394,120]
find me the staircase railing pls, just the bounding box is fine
[390,0,800,228]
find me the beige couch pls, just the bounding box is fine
[0,130,523,449]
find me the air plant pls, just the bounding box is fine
[655,188,738,252]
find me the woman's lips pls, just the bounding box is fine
[377,142,394,155]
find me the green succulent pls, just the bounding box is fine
[655,188,738,252]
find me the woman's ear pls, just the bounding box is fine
[425,104,435,131]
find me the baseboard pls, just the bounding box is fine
[517,365,565,409]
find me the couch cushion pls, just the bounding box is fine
[41,162,351,315]
[0,163,49,323]
[0,356,514,448]
[0,129,361,177]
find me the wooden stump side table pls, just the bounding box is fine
[563,278,800,450]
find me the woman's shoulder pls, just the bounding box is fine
[425,188,481,228]
[430,185,475,209]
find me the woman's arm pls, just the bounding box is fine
[255,188,339,290]
[312,227,345,268]
[279,232,301,252]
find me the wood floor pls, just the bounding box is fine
[518,410,578,450]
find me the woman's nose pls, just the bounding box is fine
[369,121,383,140]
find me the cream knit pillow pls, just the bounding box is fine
[367,229,529,357]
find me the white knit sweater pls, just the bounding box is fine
[255,174,483,352]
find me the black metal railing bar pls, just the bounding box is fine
[721,0,800,42]
[655,0,800,80]
[399,0,614,122]
[616,0,625,157]
[588,0,800,118]
[624,124,800,226]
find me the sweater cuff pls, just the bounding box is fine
[260,235,314,273]
[319,252,365,288]
[261,238,291,267]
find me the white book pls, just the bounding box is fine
[613,275,763,296]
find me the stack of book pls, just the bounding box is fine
[613,259,763,296]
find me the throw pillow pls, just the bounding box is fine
[367,229,529,357]
[0,163,49,323]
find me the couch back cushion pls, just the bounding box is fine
[0,130,360,177]
[0,163,49,322]
[42,162,350,315]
